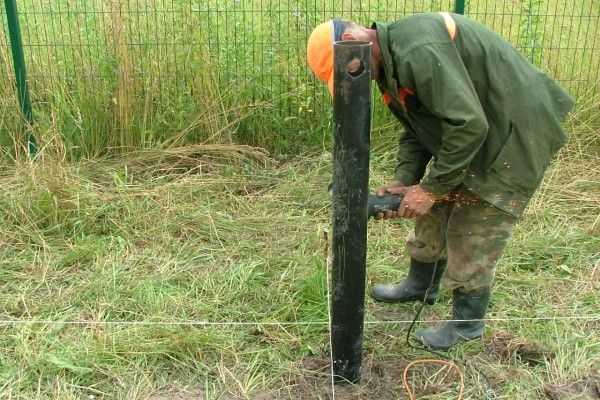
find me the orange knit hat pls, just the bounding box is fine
[307,19,347,96]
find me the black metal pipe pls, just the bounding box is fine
[330,40,372,385]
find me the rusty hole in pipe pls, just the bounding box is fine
[347,58,365,77]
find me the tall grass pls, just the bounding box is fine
[1,0,597,159]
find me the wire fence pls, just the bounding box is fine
[1,0,598,156]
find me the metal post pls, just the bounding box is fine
[5,0,36,156]
[455,0,466,15]
[330,40,371,385]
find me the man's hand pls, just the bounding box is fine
[375,182,435,219]
[395,185,435,218]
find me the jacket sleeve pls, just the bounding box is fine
[397,42,489,197]
[395,130,431,186]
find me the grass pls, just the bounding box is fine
[0,144,331,398]
[0,115,598,398]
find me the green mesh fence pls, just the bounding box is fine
[1,1,598,157]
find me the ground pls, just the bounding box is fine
[147,330,600,399]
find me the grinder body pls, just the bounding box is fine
[367,192,402,218]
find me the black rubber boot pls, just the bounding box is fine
[413,287,492,350]
[370,258,447,304]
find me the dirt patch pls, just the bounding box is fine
[543,377,600,400]
[260,352,477,400]
[483,332,555,366]
[263,355,403,400]
[146,387,205,400]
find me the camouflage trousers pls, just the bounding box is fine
[406,185,519,292]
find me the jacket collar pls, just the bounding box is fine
[372,22,401,101]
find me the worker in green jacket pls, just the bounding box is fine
[307,12,574,350]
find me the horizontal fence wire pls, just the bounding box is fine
[1,315,598,326]
[1,1,598,156]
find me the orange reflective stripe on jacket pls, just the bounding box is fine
[381,13,456,110]
[382,87,415,111]
[439,12,456,40]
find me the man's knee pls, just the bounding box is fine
[406,229,447,262]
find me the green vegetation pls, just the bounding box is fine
[0,0,598,398]
[1,0,598,159]
[0,122,598,398]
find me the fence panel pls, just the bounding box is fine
[1,1,597,158]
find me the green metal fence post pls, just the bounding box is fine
[455,0,465,15]
[5,0,36,156]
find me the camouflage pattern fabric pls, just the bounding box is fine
[406,185,518,292]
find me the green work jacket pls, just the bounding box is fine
[374,13,575,217]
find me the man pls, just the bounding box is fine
[306,13,574,350]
